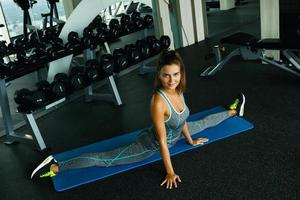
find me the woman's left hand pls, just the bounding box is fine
[190,138,209,146]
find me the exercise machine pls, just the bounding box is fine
[201,32,300,77]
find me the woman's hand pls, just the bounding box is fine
[190,138,209,146]
[161,173,182,189]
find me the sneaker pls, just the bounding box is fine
[229,93,245,116]
[31,155,58,179]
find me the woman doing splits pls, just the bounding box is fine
[31,50,245,189]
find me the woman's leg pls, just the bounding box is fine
[59,136,157,171]
[187,110,236,136]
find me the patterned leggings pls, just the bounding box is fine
[58,111,230,171]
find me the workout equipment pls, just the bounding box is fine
[51,73,69,99]
[120,14,133,34]
[124,44,142,65]
[14,88,47,112]
[69,67,86,90]
[160,35,171,49]
[130,11,144,31]
[143,14,153,28]
[113,48,129,73]
[36,80,52,101]
[85,60,99,83]
[51,106,253,192]
[146,36,161,55]
[99,54,114,77]
[201,32,300,77]
[65,31,83,52]
[136,39,151,59]
[108,19,121,39]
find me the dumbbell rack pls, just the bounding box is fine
[83,43,122,105]
[1,27,158,151]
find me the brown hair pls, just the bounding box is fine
[153,50,186,94]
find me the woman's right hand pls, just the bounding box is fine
[160,173,182,189]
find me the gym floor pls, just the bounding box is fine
[2,1,300,199]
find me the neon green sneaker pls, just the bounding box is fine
[31,155,58,179]
[229,93,245,116]
[40,171,56,178]
[229,99,239,110]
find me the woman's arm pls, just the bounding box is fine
[182,122,209,146]
[150,94,181,189]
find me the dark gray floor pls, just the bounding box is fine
[4,1,300,200]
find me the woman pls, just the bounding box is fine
[31,50,245,189]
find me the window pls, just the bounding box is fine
[0,0,66,38]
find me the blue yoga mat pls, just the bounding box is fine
[52,106,253,191]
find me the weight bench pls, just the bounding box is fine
[201,32,300,77]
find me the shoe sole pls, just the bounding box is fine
[31,155,54,179]
[239,93,245,116]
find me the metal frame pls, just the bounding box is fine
[201,45,300,78]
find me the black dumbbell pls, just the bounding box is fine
[27,45,49,64]
[36,80,52,101]
[160,35,171,49]
[95,23,109,43]
[130,11,144,31]
[51,73,69,99]
[12,37,27,51]
[45,37,67,57]
[146,36,161,55]
[69,67,87,90]
[109,19,121,39]
[99,54,114,77]
[30,89,48,109]
[124,44,142,65]
[120,14,133,34]
[14,88,32,105]
[14,88,47,111]
[85,59,100,83]
[136,40,151,59]
[65,31,83,51]
[14,88,35,113]
[113,48,129,73]
[143,15,154,28]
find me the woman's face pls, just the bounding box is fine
[159,64,181,91]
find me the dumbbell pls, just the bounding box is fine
[124,44,142,65]
[36,80,52,101]
[16,50,30,65]
[82,28,98,50]
[146,36,161,55]
[26,44,49,64]
[14,88,47,112]
[85,59,100,83]
[65,31,83,51]
[120,14,133,35]
[85,23,108,45]
[14,88,35,113]
[99,54,114,78]
[45,37,67,57]
[130,11,144,31]
[143,15,154,28]
[160,35,171,49]
[12,37,27,51]
[95,22,109,43]
[109,18,121,39]
[51,73,69,99]
[113,48,129,73]
[136,40,151,59]
[69,67,87,90]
